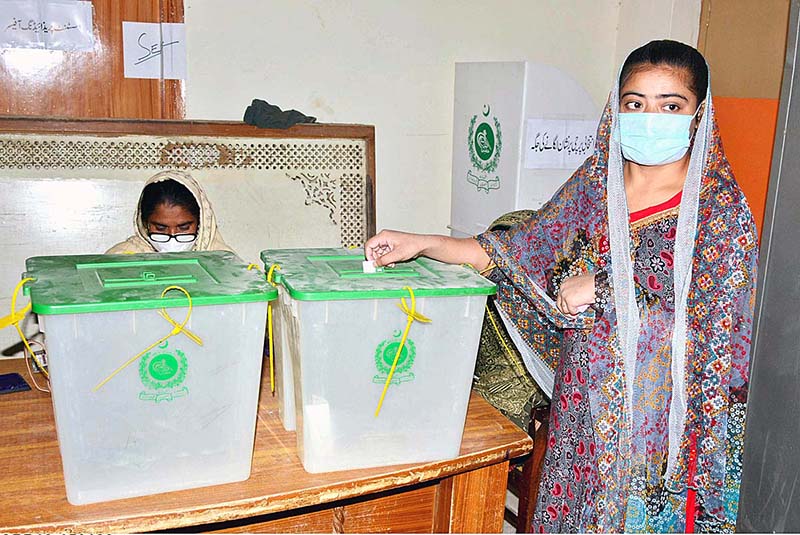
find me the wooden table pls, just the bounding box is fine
[0,359,531,533]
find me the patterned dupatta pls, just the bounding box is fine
[607,75,710,484]
[478,76,757,530]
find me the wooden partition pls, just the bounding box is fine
[0,117,375,357]
[698,0,791,236]
[0,0,185,119]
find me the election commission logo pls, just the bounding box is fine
[467,104,502,193]
[373,330,416,385]
[138,340,189,403]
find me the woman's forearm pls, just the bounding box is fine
[419,235,491,271]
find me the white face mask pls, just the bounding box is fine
[148,237,196,253]
[617,103,703,166]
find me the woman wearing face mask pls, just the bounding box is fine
[365,40,757,533]
[106,170,233,254]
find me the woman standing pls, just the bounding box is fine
[365,40,757,532]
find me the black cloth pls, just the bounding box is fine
[243,99,317,129]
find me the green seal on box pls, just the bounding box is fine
[139,341,189,402]
[373,331,416,385]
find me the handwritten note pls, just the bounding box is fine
[122,22,186,80]
[524,118,597,169]
[0,0,94,51]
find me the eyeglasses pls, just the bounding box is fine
[148,232,198,243]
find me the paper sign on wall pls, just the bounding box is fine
[524,118,596,169]
[122,21,186,80]
[0,0,94,51]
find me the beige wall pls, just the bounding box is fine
[616,0,702,71]
[184,0,701,235]
[699,0,790,99]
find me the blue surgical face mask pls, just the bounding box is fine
[618,109,699,166]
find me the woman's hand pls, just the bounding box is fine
[364,230,491,270]
[365,230,430,267]
[557,273,596,316]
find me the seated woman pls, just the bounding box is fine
[106,170,233,254]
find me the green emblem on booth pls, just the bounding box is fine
[474,122,495,161]
[373,330,416,385]
[466,104,502,193]
[139,341,189,402]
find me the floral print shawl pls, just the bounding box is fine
[477,97,758,532]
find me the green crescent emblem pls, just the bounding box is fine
[138,341,189,402]
[373,332,416,385]
[468,115,502,172]
[467,106,502,193]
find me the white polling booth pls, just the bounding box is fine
[450,62,600,237]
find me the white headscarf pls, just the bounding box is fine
[106,170,233,254]
[607,66,714,483]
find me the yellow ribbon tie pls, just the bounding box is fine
[0,304,30,330]
[485,304,528,378]
[266,264,281,284]
[375,286,430,417]
[156,308,203,345]
[92,285,202,392]
[395,298,432,324]
[0,278,48,380]
[266,264,281,395]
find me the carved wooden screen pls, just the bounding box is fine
[0,118,375,356]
